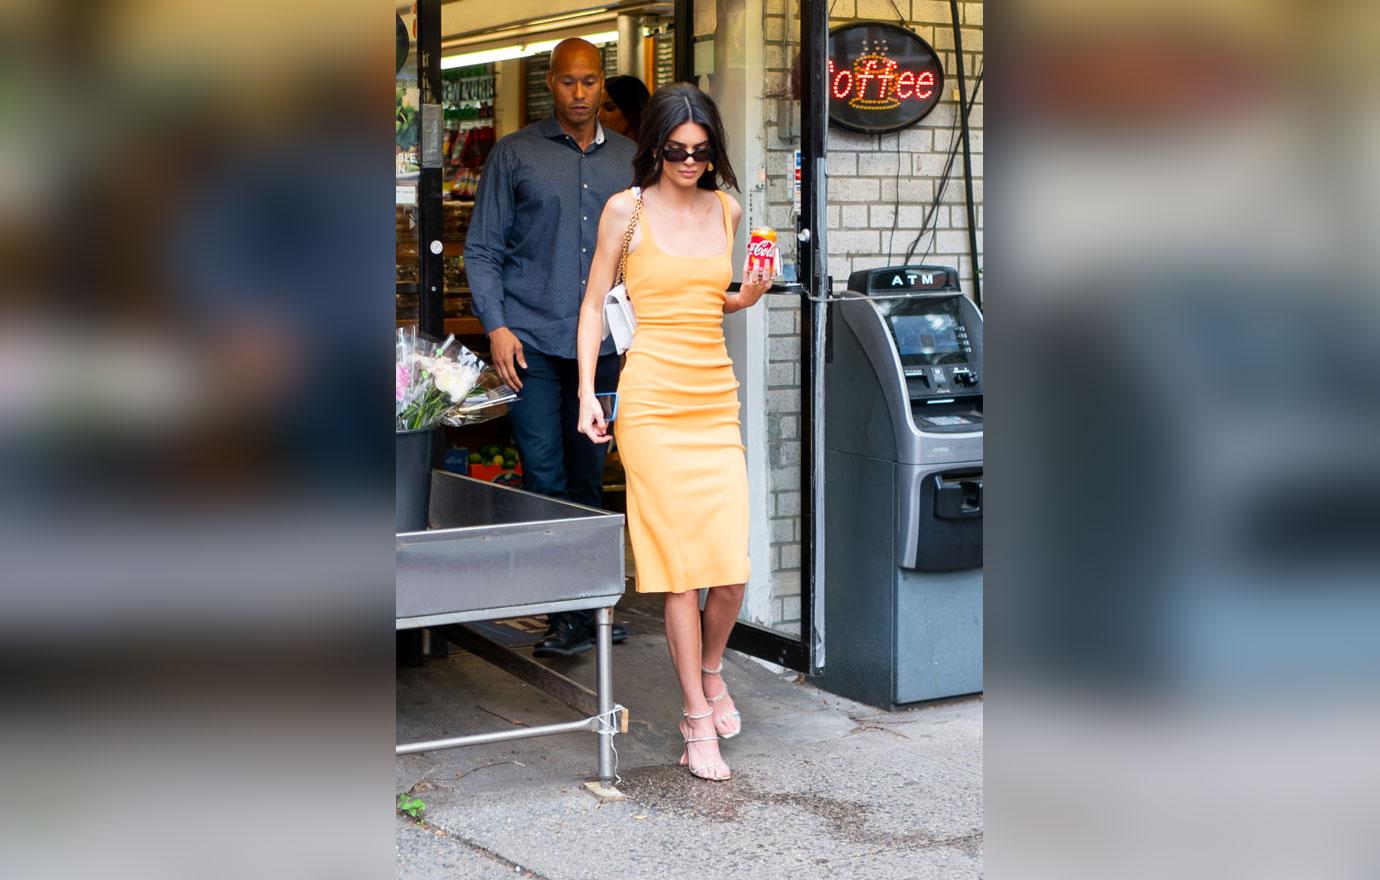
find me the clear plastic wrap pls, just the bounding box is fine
[395,327,484,431]
[395,326,516,430]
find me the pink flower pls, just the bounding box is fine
[395,363,411,402]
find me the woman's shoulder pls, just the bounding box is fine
[602,189,639,223]
[717,190,743,225]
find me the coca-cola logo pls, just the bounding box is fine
[747,239,777,255]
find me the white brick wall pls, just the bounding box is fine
[840,204,868,228]
[759,0,983,633]
[858,152,902,176]
[829,177,882,202]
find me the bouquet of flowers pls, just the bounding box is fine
[442,369,519,426]
[395,328,485,432]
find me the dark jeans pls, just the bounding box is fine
[510,348,620,631]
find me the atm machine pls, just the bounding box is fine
[817,265,983,707]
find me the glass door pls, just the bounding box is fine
[685,0,828,672]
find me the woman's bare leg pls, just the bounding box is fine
[700,583,745,736]
[664,589,729,779]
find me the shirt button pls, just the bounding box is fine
[583,183,588,189]
[582,247,588,253]
[583,215,588,221]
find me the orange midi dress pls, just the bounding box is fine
[614,189,751,594]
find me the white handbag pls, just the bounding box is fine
[601,187,644,355]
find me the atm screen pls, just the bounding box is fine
[890,313,960,357]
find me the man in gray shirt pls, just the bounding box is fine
[465,39,636,656]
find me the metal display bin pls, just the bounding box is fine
[396,471,627,789]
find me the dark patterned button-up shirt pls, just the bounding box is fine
[464,115,636,358]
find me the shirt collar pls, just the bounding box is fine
[541,113,605,149]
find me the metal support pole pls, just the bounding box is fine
[416,0,444,337]
[809,289,827,672]
[594,606,615,785]
[799,0,829,675]
[396,716,599,755]
[673,0,693,82]
[616,15,642,78]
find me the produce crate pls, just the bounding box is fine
[444,445,522,487]
[467,463,523,487]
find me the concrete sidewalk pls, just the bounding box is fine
[396,595,982,879]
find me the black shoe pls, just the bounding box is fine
[533,618,594,657]
[611,623,628,644]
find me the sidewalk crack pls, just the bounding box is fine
[410,819,554,880]
[823,830,984,866]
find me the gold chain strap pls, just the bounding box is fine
[615,188,644,287]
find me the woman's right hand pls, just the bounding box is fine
[577,393,612,444]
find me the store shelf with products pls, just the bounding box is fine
[395,310,487,338]
[397,60,492,328]
[443,65,497,201]
[443,317,487,336]
[398,199,483,330]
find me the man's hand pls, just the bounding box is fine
[488,327,527,391]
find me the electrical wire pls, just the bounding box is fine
[902,62,983,265]
[915,66,983,268]
[901,62,983,267]
[884,120,904,265]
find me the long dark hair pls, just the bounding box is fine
[632,83,738,192]
[604,75,650,135]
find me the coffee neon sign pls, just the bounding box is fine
[829,58,935,104]
[827,23,944,133]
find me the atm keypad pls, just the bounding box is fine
[906,365,980,395]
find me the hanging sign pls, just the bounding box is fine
[827,23,944,133]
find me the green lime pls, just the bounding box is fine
[468,452,481,464]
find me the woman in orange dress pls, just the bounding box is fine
[575,84,772,781]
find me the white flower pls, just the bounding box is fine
[428,358,480,402]
[402,349,483,405]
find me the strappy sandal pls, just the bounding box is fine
[701,663,743,739]
[678,708,731,781]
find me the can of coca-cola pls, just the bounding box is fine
[747,226,780,277]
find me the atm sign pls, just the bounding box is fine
[827,23,944,133]
[875,267,955,291]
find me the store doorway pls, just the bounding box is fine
[399,0,830,673]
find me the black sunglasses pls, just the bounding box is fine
[661,145,714,164]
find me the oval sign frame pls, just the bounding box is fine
[827,22,945,134]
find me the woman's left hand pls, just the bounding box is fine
[576,392,613,444]
[738,260,773,308]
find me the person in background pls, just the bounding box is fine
[599,75,651,142]
[465,38,635,657]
